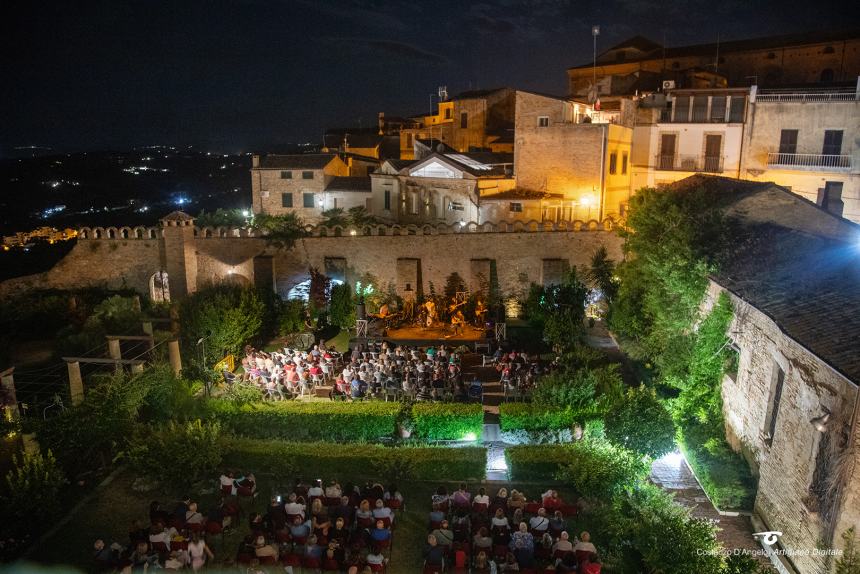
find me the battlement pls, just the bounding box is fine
[77,218,617,240]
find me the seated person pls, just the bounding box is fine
[553,531,574,554]
[423,534,445,567]
[366,546,386,567]
[325,480,343,499]
[331,496,355,524]
[308,479,324,498]
[356,499,374,522]
[289,516,312,541]
[369,520,391,543]
[508,489,526,511]
[493,488,509,509]
[491,508,510,530]
[473,487,490,506]
[574,531,597,555]
[431,520,454,548]
[383,484,403,505]
[451,483,471,507]
[500,551,520,572]
[92,539,119,572]
[284,493,306,518]
[541,489,563,510]
[329,517,350,545]
[304,535,323,560]
[185,502,205,524]
[254,535,279,560]
[350,376,366,399]
[429,504,446,526]
[372,499,394,524]
[473,527,492,552]
[528,508,550,533]
[266,496,287,530]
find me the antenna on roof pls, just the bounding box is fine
[714,32,721,81]
[438,85,448,101]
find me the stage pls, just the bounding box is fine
[351,323,492,349]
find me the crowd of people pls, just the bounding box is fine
[239,343,344,399]
[423,484,601,574]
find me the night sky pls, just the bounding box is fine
[3,0,858,154]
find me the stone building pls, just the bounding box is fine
[513,90,634,221]
[740,84,860,222]
[630,87,750,189]
[568,30,860,99]
[399,88,516,159]
[679,176,860,574]
[368,152,515,225]
[250,153,380,222]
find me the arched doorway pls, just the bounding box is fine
[150,271,170,302]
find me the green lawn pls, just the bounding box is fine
[26,468,583,573]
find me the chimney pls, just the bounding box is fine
[378,112,385,135]
[252,154,260,168]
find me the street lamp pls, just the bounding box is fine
[197,332,212,396]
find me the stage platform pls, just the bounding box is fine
[351,324,493,349]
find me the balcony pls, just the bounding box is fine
[755,87,858,103]
[654,154,724,173]
[766,152,852,170]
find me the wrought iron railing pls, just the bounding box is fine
[655,154,724,173]
[766,152,852,169]
[756,88,857,103]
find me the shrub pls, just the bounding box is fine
[532,365,623,414]
[605,386,676,458]
[411,403,483,441]
[556,439,650,500]
[126,420,223,489]
[278,298,307,335]
[506,445,575,482]
[837,527,860,574]
[615,483,725,574]
[179,284,266,361]
[677,429,755,510]
[207,399,401,442]
[2,450,66,533]
[499,403,574,431]
[222,438,486,481]
[499,428,572,445]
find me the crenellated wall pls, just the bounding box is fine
[1,218,623,301]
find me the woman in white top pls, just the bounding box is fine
[187,533,214,571]
[185,502,205,525]
[553,531,574,553]
[473,487,490,506]
[573,531,597,554]
[491,508,510,529]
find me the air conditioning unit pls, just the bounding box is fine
[662,80,676,91]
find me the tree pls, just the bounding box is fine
[2,450,66,533]
[347,206,379,227]
[837,527,860,574]
[540,268,590,351]
[251,212,306,248]
[195,208,248,228]
[605,386,676,459]
[126,420,223,490]
[444,272,466,301]
[588,245,618,303]
[329,282,355,329]
[179,284,265,361]
[320,208,348,227]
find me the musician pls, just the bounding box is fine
[474,300,487,326]
[424,300,436,328]
[378,303,390,318]
[451,310,465,336]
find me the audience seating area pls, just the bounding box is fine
[422,484,601,574]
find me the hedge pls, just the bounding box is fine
[206,400,401,442]
[411,403,484,441]
[498,404,575,431]
[505,445,573,482]
[223,437,487,481]
[678,429,756,511]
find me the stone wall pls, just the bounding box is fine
[706,281,860,574]
[1,220,623,304]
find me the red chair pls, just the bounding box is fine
[583,564,602,574]
[561,504,579,517]
[259,555,277,566]
[151,541,169,554]
[303,556,321,569]
[187,522,204,534]
[423,564,443,574]
[236,553,254,565]
[553,550,572,561]
[322,558,340,571]
[325,497,341,507]
[275,530,291,543]
[576,550,592,564]
[170,540,188,551]
[525,502,541,514]
[386,498,402,511]
[379,516,392,529]
[472,502,488,514]
[368,563,386,572]
[493,545,508,561]
[281,554,301,567]
[220,484,232,497]
[357,516,374,529]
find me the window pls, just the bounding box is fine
[691,96,708,122]
[778,129,798,155]
[763,362,785,444]
[822,130,843,155]
[807,431,834,514]
[280,170,292,179]
[449,201,464,211]
[609,152,618,174]
[460,112,468,129]
[281,193,293,208]
[673,96,690,122]
[537,116,550,127]
[728,96,746,122]
[444,108,452,119]
[406,133,413,148]
[659,134,677,170]
[303,193,315,208]
[818,182,844,217]
[710,96,727,122]
[302,171,314,180]
[384,189,391,210]
[509,202,523,212]
[621,152,628,175]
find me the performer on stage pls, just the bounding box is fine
[451,309,465,336]
[474,299,487,326]
[424,300,436,328]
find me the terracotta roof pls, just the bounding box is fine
[665,175,860,385]
[257,154,338,170]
